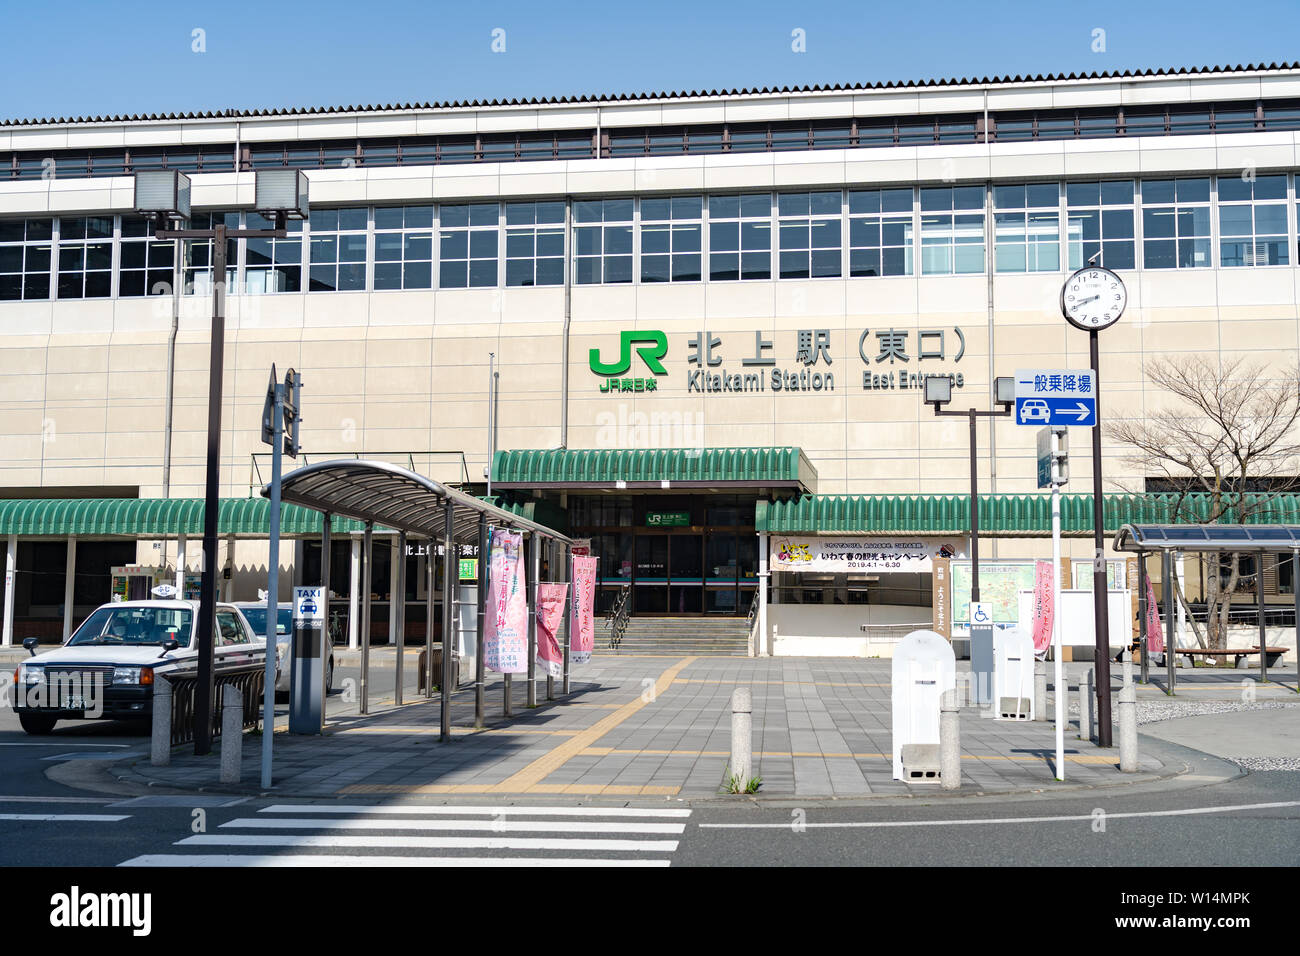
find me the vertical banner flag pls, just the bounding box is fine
[1031,559,1054,655]
[483,530,528,673]
[1145,576,1165,652]
[535,583,568,678]
[570,555,597,665]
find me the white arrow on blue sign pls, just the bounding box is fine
[1014,368,1097,427]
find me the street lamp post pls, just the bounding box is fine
[135,168,309,755]
[926,374,1014,705]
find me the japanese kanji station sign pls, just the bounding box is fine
[588,326,969,394]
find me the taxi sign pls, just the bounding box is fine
[1014,368,1097,427]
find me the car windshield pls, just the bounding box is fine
[68,606,193,647]
[240,607,292,637]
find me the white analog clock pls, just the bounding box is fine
[1061,266,1126,331]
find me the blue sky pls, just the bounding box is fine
[2,0,1297,120]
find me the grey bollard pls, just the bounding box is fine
[1078,667,1096,741]
[730,687,752,789]
[150,677,172,767]
[940,689,961,790]
[1118,679,1138,772]
[1034,662,1047,722]
[219,684,242,784]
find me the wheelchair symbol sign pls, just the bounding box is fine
[971,602,992,625]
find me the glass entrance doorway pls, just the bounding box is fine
[634,533,703,613]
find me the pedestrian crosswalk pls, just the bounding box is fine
[118,803,691,867]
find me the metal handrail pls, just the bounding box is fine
[165,662,265,747]
[604,584,630,650]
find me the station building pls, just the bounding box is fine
[3,62,1300,657]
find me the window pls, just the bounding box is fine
[182,212,239,295]
[849,188,913,276]
[1142,178,1211,269]
[994,183,1060,272]
[56,216,113,298]
[374,205,433,290]
[708,193,771,280]
[0,218,52,300]
[504,201,564,286]
[1218,174,1288,267]
[640,196,702,282]
[118,216,176,297]
[309,207,368,291]
[1066,180,1136,270]
[243,213,303,293]
[439,203,498,288]
[777,191,841,279]
[920,186,985,274]
[574,199,633,284]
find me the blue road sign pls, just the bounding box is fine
[1014,368,1097,427]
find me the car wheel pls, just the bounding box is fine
[325,658,334,694]
[19,714,57,736]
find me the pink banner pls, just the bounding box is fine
[1031,560,1055,655]
[483,529,528,673]
[569,555,597,665]
[535,583,568,678]
[1145,577,1165,652]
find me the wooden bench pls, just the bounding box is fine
[1177,647,1287,668]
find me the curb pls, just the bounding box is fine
[91,728,1243,807]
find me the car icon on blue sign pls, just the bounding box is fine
[1019,399,1050,423]
[300,598,318,615]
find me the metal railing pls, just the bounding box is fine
[165,663,265,748]
[605,585,630,650]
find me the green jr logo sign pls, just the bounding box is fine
[590,331,667,392]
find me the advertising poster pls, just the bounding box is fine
[483,530,528,674]
[1146,577,1165,652]
[1031,560,1055,655]
[535,582,568,678]
[771,536,959,574]
[570,555,598,665]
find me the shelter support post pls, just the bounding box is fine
[320,514,331,728]
[174,534,185,596]
[1,534,13,648]
[1138,552,1149,685]
[563,545,572,696]
[527,533,538,708]
[425,537,434,699]
[1258,550,1268,686]
[361,522,373,715]
[395,531,406,706]
[440,505,455,742]
[63,537,76,642]
[546,538,555,702]
[348,538,360,650]
[757,532,768,657]
[475,517,488,727]
[1163,550,1176,695]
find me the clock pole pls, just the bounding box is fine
[1089,328,1113,747]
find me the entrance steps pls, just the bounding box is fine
[592,616,751,657]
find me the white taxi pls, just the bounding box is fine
[9,599,266,735]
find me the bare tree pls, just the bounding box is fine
[1109,355,1300,650]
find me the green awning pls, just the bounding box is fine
[755,493,1300,536]
[0,498,367,538]
[480,496,571,536]
[491,446,817,492]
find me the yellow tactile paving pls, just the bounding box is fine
[486,656,698,793]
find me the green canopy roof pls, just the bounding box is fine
[0,498,366,538]
[491,446,817,492]
[756,493,1300,536]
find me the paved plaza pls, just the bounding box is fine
[107,650,1299,801]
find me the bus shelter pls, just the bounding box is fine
[267,459,573,740]
[1113,523,1300,692]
